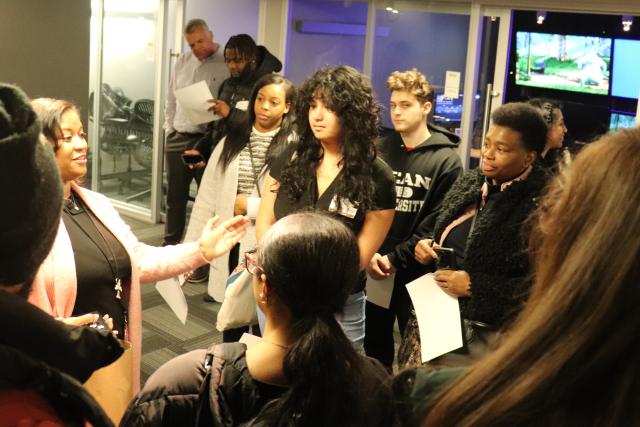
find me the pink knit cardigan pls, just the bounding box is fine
[28,182,208,391]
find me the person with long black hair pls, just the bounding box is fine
[184,73,296,310]
[527,98,570,175]
[256,66,396,350]
[121,212,396,427]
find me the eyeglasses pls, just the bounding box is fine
[244,248,263,276]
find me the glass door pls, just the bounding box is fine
[458,5,513,169]
[89,0,177,221]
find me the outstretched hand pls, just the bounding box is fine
[199,215,250,262]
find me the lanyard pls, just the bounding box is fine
[247,140,262,197]
[63,192,128,327]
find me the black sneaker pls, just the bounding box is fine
[203,293,216,303]
[186,270,209,284]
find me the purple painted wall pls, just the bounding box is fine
[184,0,260,48]
[372,11,470,128]
[285,0,368,85]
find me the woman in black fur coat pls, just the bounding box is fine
[399,103,549,368]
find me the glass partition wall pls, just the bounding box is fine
[89,0,176,222]
[282,0,511,170]
[87,0,513,223]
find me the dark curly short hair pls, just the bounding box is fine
[491,103,547,154]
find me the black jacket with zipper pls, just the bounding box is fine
[378,124,463,279]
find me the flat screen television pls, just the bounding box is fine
[433,94,463,123]
[609,112,636,130]
[611,39,640,99]
[515,31,611,95]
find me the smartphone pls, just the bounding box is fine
[434,247,456,270]
[89,314,108,331]
[181,153,204,165]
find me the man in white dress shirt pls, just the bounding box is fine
[163,19,228,247]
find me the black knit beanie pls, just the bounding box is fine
[0,83,63,285]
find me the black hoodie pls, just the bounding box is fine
[195,45,283,159]
[378,124,463,276]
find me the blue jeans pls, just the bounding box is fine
[336,291,366,352]
[257,291,366,352]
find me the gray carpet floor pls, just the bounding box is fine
[123,214,223,385]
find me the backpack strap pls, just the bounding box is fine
[193,343,247,427]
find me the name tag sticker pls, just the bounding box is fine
[328,196,359,219]
[235,100,249,111]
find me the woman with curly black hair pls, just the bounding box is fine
[256,66,396,350]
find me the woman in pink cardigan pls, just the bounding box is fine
[28,98,249,390]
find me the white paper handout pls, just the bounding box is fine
[366,273,395,309]
[405,273,463,362]
[444,70,461,99]
[174,80,220,124]
[155,277,188,325]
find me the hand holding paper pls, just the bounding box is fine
[174,81,221,125]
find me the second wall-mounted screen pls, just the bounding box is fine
[515,32,611,96]
[611,39,640,99]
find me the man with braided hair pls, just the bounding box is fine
[185,34,282,289]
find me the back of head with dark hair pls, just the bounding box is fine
[491,102,547,154]
[224,33,258,61]
[527,97,562,128]
[0,86,63,289]
[256,212,366,426]
[219,73,297,171]
[279,65,380,210]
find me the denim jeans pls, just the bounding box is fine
[336,291,366,352]
[258,291,366,352]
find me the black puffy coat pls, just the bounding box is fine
[121,342,396,427]
[432,165,548,326]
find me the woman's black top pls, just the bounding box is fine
[269,147,396,292]
[62,191,131,336]
[442,214,473,269]
[442,182,505,269]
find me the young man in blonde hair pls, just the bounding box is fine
[365,69,463,369]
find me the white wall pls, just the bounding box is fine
[101,14,157,102]
[0,0,90,121]
[184,0,260,49]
